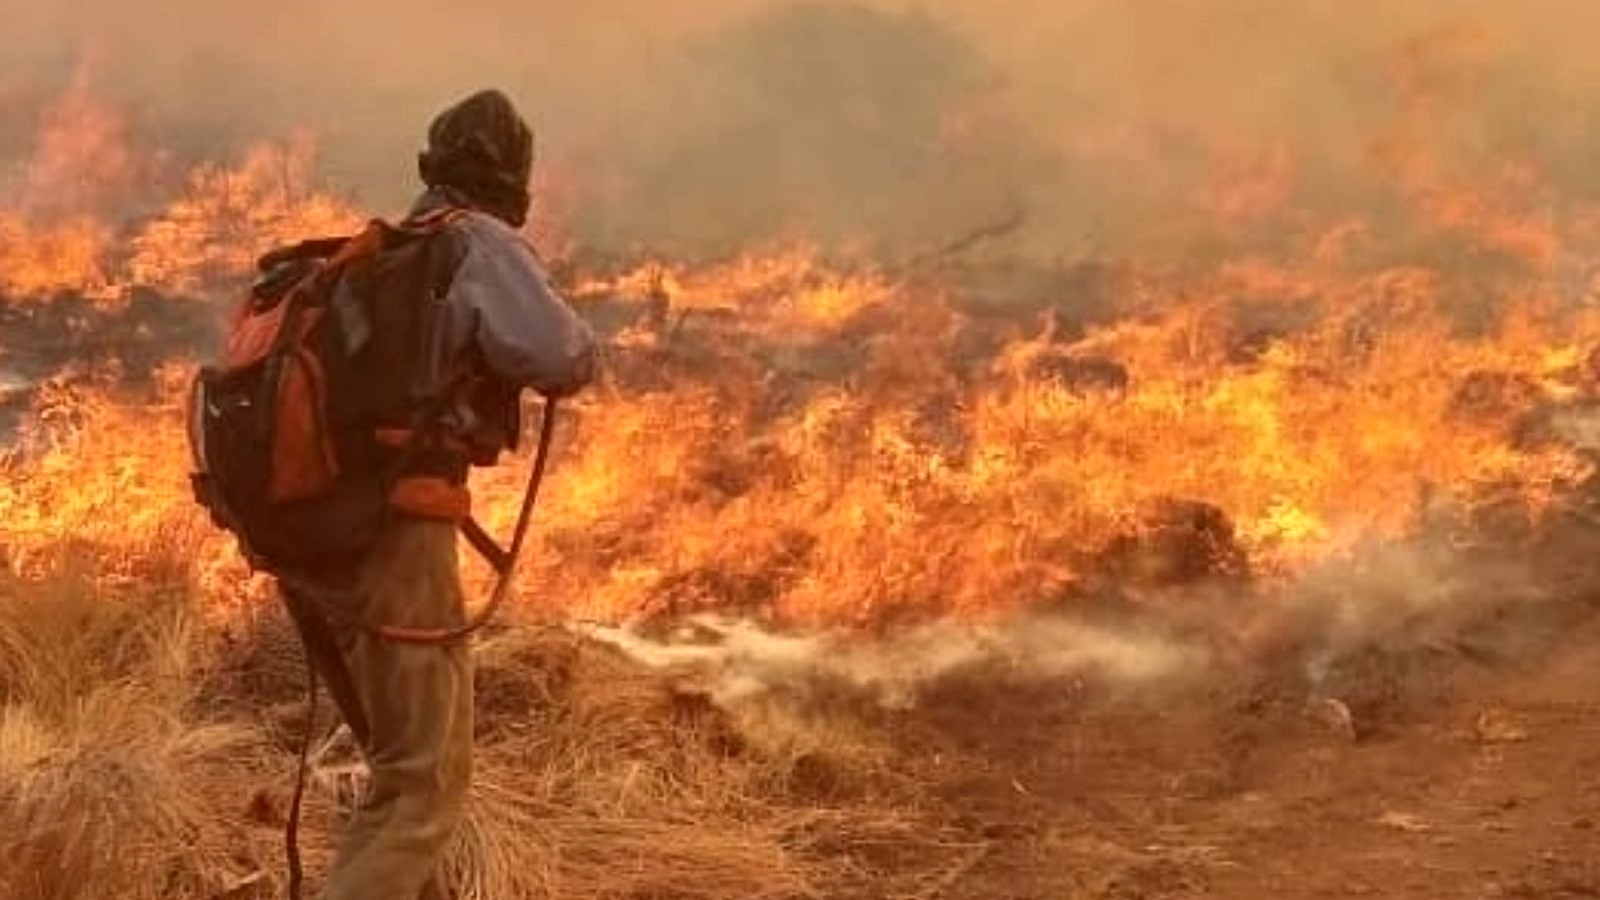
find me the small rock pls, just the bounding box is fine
[1475,709,1530,745]
[1306,697,1357,742]
[1379,811,1431,833]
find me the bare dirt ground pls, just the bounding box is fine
[886,610,1600,900]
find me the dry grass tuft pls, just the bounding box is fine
[0,567,197,721]
[446,627,831,898]
[0,571,968,900]
[0,571,280,900]
[441,774,816,900]
[0,694,267,900]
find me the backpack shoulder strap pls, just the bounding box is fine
[400,206,471,233]
[323,221,386,271]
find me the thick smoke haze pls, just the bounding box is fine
[4,0,1600,260]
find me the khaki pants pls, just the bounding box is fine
[282,518,473,900]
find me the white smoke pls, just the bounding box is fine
[575,530,1573,715]
[577,613,1211,709]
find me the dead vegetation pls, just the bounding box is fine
[0,568,275,900]
[0,547,973,900]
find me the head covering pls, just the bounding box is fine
[417,89,535,227]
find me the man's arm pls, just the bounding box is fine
[442,213,597,396]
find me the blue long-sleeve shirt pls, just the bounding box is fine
[411,188,597,399]
[396,188,596,456]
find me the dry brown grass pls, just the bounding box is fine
[436,625,952,900]
[0,568,280,900]
[0,566,963,900]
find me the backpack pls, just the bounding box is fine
[186,208,474,573]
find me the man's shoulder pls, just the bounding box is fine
[437,209,551,295]
[446,208,533,253]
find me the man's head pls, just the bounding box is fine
[418,89,535,227]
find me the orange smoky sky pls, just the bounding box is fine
[3,0,1599,258]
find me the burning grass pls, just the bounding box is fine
[5,239,1597,625]
[5,71,1597,625]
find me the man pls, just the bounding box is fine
[282,89,596,900]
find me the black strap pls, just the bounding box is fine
[459,516,511,573]
[409,210,470,410]
[258,236,353,273]
[286,645,320,900]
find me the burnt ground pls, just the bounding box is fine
[0,287,221,437]
[882,603,1600,900]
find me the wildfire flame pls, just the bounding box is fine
[0,76,361,306]
[3,70,1599,630]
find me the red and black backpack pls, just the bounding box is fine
[187,208,488,573]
